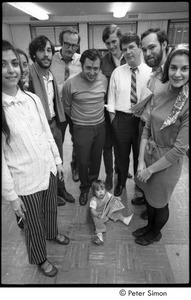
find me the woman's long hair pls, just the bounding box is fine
[2,40,23,145]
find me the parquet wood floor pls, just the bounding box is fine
[1,128,189,286]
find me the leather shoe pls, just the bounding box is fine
[79,192,89,206]
[105,174,113,190]
[71,163,79,182]
[57,196,66,207]
[135,232,162,246]
[53,233,70,245]
[114,183,124,197]
[127,172,133,179]
[38,260,58,277]
[132,226,151,237]
[140,210,148,220]
[58,187,75,203]
[131,196,146,205]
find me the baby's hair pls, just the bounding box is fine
[91,179,106,195]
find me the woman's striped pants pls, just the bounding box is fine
[19,172,58,265]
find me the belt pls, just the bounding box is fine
[116,111,134,117]
[48,117,56,125]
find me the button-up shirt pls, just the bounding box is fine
[51,51,82,98]
[2,89,62,201]
[107,61,152,114]
[43,71,55,118]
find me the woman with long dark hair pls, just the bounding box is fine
[2,40,70,277]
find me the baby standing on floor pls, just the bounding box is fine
[90,180,133,245]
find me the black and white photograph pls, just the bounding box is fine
[1,1,189,297]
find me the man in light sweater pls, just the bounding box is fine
[62,49,108,206]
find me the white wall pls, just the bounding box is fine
[79,23,88,53]
[2,23,13,43]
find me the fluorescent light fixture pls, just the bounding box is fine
[7,2,49,20]
[113,2,131,18]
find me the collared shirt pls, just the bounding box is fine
[51,51,82,97]
[112,54,124,67]
[107,61,152,113]
[2,88,62,201]
[43,71,55,118]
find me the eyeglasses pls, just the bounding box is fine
[63,41,79,50]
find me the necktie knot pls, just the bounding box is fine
[131,67,138,73]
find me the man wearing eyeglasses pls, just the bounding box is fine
[51,27,82,183]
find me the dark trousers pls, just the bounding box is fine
[103,111,113,175]
[20,173,58,264]
[73,121,106,193]
[112,111,140,186]
[60,113,77,167]
[49,119,65,191]
[138,119,146,147]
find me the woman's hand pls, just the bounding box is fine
[137,168,152,183]
[137,160,146,173]
[57,164,65,181]
[10,197,26,220]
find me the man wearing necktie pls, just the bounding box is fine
[51,27,82,183]
[101,24,132,192]
[131,28,169,214]
[107,32,152,197]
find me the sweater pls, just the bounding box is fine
[62,72,108,126]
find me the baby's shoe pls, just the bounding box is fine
[123,213,133,226]
[92,233,104,245]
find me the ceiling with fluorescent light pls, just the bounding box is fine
[3,2,189,18]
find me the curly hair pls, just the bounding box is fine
[29,35,55,62]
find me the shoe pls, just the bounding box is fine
[123,213,133,226]
[131,196,146,205]
[53,233,70,245]
[114,183,124,197]
[58,187,75,203]
[38,260,58,277]
[140,210,148,220]
[127,172,133,179]
[92,235,104,245]
[132,226,151,237]
[15,213,24,229]
[135,232,162,246]
[105,174,113,190]
[79,192,89,206]
[57,196,66,207]
[71,163,79,182]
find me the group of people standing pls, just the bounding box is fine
[2,24,189,277]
